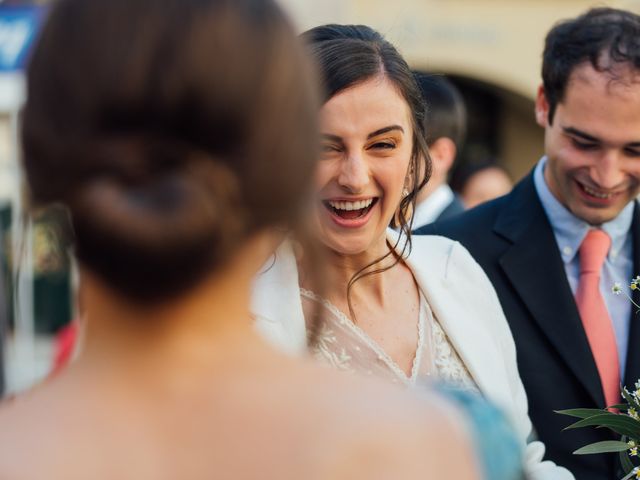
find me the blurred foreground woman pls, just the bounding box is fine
[0,0,480,479]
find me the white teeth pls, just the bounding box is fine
[328,198,374,211]
[583,185,613,199]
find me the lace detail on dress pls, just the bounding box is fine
[313,325,353,371]
[301,288,477,392]
[301,288,425,386]
[431,319,478,393]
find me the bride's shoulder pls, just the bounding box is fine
[409,233,459,254]
[409,234,487,278]
[406,233,480,274]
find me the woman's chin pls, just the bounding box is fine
[329,244,369,257]
[318,229,387,258]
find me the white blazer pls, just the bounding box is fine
[252,232,574,480]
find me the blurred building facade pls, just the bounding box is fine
[279,0,640,181]
[0,0,639,391]
[0,4,57,392]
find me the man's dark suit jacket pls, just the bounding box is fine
[411,194,466,231]
[416,171,640,480]
[435,195,465,222]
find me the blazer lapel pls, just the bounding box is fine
[624,204,640,390]
[252,241,307,355]
[401,236,506,399]
[494,174,604,406]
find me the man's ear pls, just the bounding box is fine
[429,137,457,176]
[535,85,550,128]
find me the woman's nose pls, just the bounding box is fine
[337,154,369,193]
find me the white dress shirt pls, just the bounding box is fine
[412,184,455,230]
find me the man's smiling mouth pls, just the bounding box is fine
[576,180,621,201]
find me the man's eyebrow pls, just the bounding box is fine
[367,125,404,139]
[563,126,640,147]
[562,127,600,142]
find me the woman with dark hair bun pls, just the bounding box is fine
[254,24,571,480]
[0,1,480,479]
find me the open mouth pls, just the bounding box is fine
[323,198,379,220]
[576,180,619,201]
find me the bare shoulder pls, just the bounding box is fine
[0,356,482,480]
[0,377,113,480]
[0,386,68,479]
[293,360,481,480]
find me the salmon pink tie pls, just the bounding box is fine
[575,229,620,407]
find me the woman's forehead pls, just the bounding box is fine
[319,77,412,134]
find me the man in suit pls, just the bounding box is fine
[417,8,640,480]
[411,74,466,229]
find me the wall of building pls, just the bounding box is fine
[278,0,640,181]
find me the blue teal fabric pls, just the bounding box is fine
[438,386,525,480]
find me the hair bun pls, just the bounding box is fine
[23,0,320,302]
[69,139,246,299]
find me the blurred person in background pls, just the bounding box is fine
[419,8,640,479]
[451,161,513,209]
[0,0,482,478]
[410,73,467,229]
[254,23,571,480]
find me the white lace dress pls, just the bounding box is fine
[301,288,478,393]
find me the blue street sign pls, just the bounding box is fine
[0,6,45,72]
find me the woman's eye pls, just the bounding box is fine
[321,144,341,153]
[370,141,396,150]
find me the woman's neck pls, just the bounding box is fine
[302,234,399,308]
[75,265,263,381]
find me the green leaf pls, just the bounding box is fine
[556,408,609,419]
[573,440,630,455]
[564,414,640,438]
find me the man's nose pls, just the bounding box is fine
[592,150,625,189]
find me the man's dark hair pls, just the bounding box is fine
[543,7,640,123]
[413,73,467,149]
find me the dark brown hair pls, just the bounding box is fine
[413,73,467,149]
[22,0,319,302]
[543,7,640,124]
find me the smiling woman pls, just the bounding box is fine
[253,23,574,480]
[315,77,414,255]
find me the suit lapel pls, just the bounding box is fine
[494,174,604,406]
[401,237,506,399]
[624,204,640,390]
